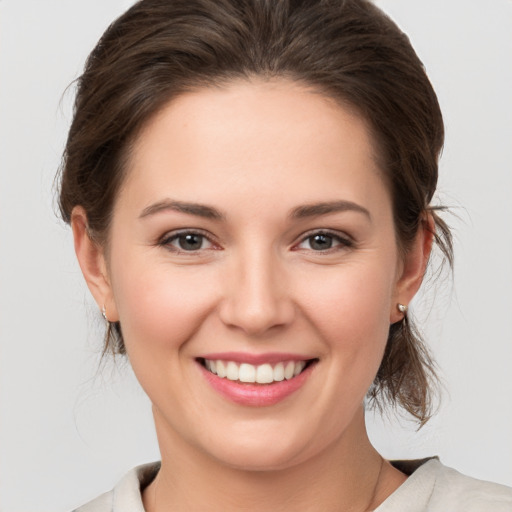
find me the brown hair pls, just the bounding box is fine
[58,0,452,424]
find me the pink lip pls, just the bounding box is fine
[198,359,316,407]
[199,351,310,365]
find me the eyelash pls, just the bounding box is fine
[158,229,218,254]
[157,229,354,254]
[294,230,354,253]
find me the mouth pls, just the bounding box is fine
[198,358,317,384]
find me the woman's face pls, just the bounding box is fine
[78,80,424,470]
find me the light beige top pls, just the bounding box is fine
[73,458,512,511]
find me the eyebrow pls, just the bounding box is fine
[139,198,370,222]
[290,200,371,220]
[139,199,225,220]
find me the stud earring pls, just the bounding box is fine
[102,304,109,322]
[397,303,408,314]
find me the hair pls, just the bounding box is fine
[58,0,453,424]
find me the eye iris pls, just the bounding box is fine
[178,234,203,250]
[310,234,333,250]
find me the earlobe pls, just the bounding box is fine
[71,207,119,322]
[391,215,435,323]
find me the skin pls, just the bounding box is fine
[72,79,433,511]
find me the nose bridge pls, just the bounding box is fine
[219,240,294,335]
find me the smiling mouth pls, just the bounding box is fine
[198,358,317,384]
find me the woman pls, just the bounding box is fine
[57,0,512,510]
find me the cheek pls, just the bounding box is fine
[297,260,395,359]
[110,255,220,356]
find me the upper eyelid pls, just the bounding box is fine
[157,229,220,253]
[159,228,215,242]
[292,230,354,252]
[156,228,353,249]
[296,228,353,243]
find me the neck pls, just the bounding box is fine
[143,406,404,512]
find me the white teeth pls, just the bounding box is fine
[273,362,285,382]
[284,361,295,380]
[204,359,309,383]
[256,364,274,384]
[216,360,227,378]
[226,361,239,381]
[294,361,305,376]
[239,363,256,383]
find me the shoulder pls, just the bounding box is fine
[72,490,113,512]
[378,458,512,512]
[429,461,512,511]
[72,462,160,512]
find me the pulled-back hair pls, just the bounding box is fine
[59,0,452,424]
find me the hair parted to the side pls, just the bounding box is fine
[58,0,453,424]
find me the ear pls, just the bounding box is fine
[71,206,119,322]
[390,214,435,323]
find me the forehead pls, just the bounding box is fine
[121,79,390,217]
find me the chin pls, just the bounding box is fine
[196,421,325,472]
[211,443,309,472]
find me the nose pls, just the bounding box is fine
[218,248,295,336]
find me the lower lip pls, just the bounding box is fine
[199,362,315,407]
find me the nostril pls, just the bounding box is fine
[218,294,296,336]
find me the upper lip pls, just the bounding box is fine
[198,352,314,365]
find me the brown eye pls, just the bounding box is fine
[308,234,334,250]
[160,231,214,252]
[296,231,353,252]
[176,233,205,251]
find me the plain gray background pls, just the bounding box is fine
[1,1,511,510]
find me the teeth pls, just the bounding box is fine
[216,360,226,378]
[273,362,285,382]
[239,363,256,383]
[256,364,273,384]
[294,361,306,376]
[204,359,309,383]
[284,361,295,380]
[226,361,239,381]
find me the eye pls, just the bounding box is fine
[160,231,215,252]
[296,231,353,252]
